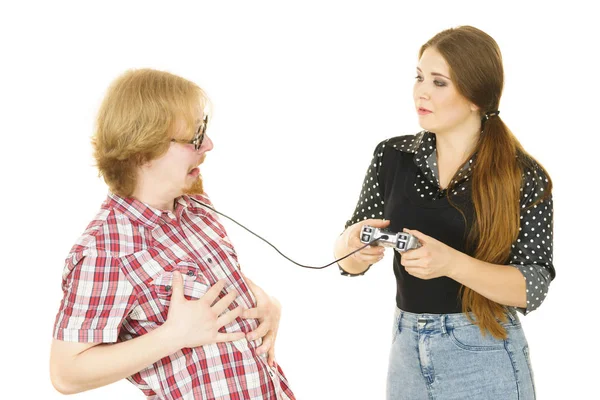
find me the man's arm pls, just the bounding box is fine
[50,274,244,394]
[50,326,178,394]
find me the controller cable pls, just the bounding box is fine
[190,198,386,270]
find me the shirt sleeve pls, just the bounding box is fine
[53,250,138,343]
[339,140,387,277]
[510,163,555,315]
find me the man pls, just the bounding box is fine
[50,68,295,399]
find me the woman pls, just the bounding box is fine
[334,26,554,399]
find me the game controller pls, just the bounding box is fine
[359,225,421,252]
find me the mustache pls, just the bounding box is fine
[186,155,207,175]
[189,155,206,171]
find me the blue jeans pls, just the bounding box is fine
[387,308,536,399]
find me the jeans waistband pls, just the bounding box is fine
[395,307,520,335]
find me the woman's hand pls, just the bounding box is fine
[400,228,460,279]
[341,219,391,265]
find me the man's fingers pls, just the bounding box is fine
[256,333,273,355]
[170,271,184,300]
[201,280,227,305]
[216,306,244,328]
[242,273,255,288]
[267,346,276,367]
[241,307,263,320]
[212,290,238,315]
[247,322,269,341]
[214,331,246,343]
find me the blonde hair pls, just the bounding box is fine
[92,68,210,197]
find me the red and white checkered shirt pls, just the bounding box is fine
[53,192,295,400]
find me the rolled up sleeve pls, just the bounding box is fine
[510,165,555,315]
[53,250,138,343]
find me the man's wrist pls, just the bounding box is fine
[155,322,184,355]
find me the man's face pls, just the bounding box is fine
[146,113,214,198]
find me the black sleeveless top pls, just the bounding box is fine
[341,132,555,315]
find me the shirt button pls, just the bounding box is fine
[186,270,195,277]
[207,258,213,263]
[269,370,274,377]
[165,285,172,292]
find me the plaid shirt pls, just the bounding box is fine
[53,192,295,400]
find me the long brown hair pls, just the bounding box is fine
[419,26,552,338]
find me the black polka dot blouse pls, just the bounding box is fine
[342,131,555,315]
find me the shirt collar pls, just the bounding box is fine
[107,193,201,228]
[413,131,474,187]
[175,194,211,217]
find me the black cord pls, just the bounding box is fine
[190,198,383,270]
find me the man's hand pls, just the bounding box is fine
[241,274,281,367]
[163,272,245,350]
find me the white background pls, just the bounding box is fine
[1,1,598,399]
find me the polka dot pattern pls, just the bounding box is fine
[511,163,555,314]
[340,132,555,315]
[344,140,388,228]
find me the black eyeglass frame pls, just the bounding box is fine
[171,115,208,150]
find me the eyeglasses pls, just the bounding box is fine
[171,115,208,150]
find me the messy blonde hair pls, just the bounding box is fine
[92,68,210,197]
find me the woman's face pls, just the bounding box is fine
[413,47,478,135]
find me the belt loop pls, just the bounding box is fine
[505,307,516,324]
[441,314,448,336]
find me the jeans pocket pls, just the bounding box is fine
[448,324,506,352]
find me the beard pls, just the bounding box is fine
[182,154,206,195]
[183,173,204,195]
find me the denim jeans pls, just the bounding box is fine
[387,307,536,399]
